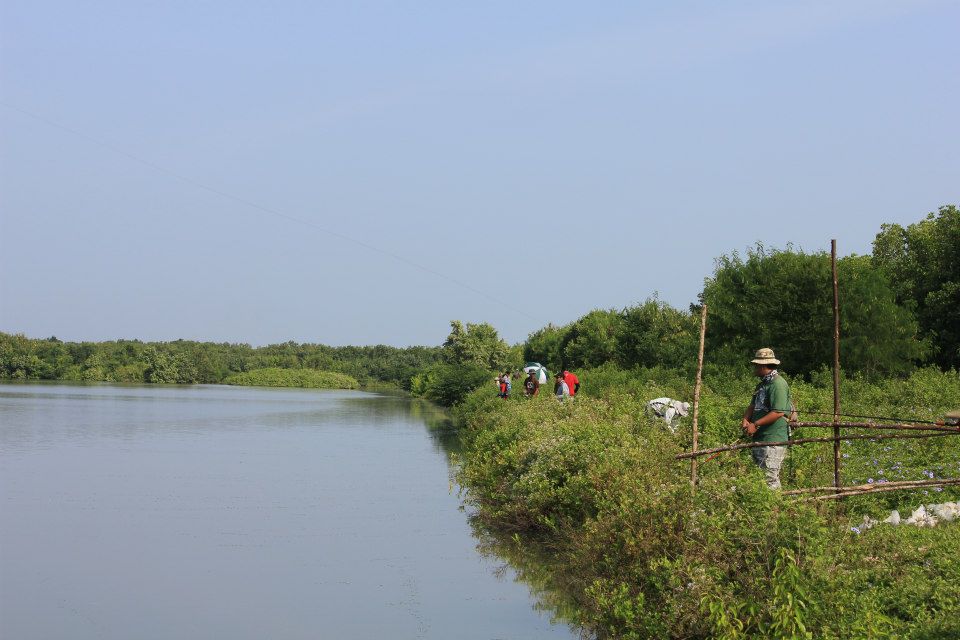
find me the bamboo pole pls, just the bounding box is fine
[793,411,944,425]
[675,430,956,460]
[791,421,960,433]
[784,478,960,496]
[809,478,960,501]
[690,304,707,491]
[832,239,842,491]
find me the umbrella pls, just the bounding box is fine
[523,362,549,384]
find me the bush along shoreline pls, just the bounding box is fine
[223,367,360,389]
[451,366,960,639]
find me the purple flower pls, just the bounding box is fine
[934,487,944,493]
[867,478,875,484]
[851,527,861,534]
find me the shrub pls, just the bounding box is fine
[223,367,359,389]
[416,362,491,407]
[453,365,960,638]
[702,245,925,378]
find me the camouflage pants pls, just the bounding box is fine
[751,445,787,490]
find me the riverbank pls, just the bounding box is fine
[451,366,960,638]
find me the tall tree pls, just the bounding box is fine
[523,323,570,371]
[562,309,621,369]
[701,245,924,377]
[615,298,698,370]
[873,205,960,369]
[442,321,510,371]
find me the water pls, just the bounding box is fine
[0,383,578,640]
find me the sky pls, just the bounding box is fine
[1,0,957,347]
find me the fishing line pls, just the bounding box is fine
[0,101,544,324]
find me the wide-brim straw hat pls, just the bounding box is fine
[750,347,780,365]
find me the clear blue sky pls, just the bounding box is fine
[1,1,957,346]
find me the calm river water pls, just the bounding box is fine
[0,383,578,639]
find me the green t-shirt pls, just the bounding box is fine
[751,374,791,443]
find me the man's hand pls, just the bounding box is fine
[742,421,758,436]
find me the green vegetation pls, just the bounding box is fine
[410,362,491,407]
[520,206,956,381]
[702,248,923,378]
[449,207,960,637]
[453,367,960,638]
[223,367,359,389]
[441,320,514,370]
[411,320,522,405]
[0,334,443,388]
[873,205,960,370]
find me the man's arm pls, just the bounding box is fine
[743,408,785,436]
[742,405,754,431]
[752,411,785,427]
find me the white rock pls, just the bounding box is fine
[906,505,928,524]
[928,503,947,519]
[932,502,958,522]
[850,501,959,533]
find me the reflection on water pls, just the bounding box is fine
[0,382,577,640]
[472,522,587,636]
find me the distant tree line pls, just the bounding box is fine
[0,334,444,389]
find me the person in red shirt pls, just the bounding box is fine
[561,369,580,396]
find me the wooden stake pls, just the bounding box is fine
[691,304,707,491]
[832,239,842,491]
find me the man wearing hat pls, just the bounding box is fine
[742,347,792,489]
